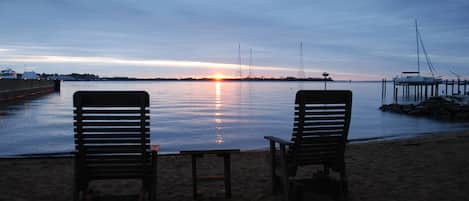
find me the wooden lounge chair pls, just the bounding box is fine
[73,91,158,201]
[264,90,352,201]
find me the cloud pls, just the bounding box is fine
[0,55,310,72]
[0,54,379,80]
[1,0,468,80]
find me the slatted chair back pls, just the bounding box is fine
[73,91,151,180]
[289,90,352,166]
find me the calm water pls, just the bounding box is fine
[0,81,467,155]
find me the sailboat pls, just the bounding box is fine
[394,20,442,84]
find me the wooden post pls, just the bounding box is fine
[425,85,428,99]
[463,80,467,95]
[382,79,385,98]
[445,80,448,96]
[407,85,410,98]
[452,80,455,95]
[191,155,198,200]
[402,85,405,97]
[431,84,434,96]
[385,79,387,96]
[381,79,384,100]
[395,87,398,103]
[419,84,422,99]
[435,84,439,96]
[224,154,232,198]
[457,80,461,95]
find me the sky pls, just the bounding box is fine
[0,0,468,80]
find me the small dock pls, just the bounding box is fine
[381,78,469,103]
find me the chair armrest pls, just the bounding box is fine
[264,136,292,146]
[150,144,160,152]
[150,145,159,162]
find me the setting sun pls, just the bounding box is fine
[213,73,224,80]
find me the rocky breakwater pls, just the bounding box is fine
[380,96,469,121]
[0,79,60,102]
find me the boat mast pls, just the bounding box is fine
[248,48,252,78]
[417,24,437,77]
[238,43,242,78]
[416,19,420,75]
[298,41,305,79]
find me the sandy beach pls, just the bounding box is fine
[1,131,469,201]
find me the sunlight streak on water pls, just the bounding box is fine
[214,81,224,145]
[0,81,468,155]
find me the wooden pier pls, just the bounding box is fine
[381,79,469,103]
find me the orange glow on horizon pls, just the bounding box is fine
[213,73,225,80]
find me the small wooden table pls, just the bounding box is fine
[180,149,240,199]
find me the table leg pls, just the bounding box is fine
[191,155,197,200]
[223,154,232,198]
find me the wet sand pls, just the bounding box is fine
[1,130,469,201]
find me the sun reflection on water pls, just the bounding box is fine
[214,81,224,144]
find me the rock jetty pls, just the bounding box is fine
[380,96,469,121]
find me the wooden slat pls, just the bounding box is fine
[83,145,147,149]
[74,116,149,120]
[295,116,345,121]
[296,158,337,165]
[295,111,345,115]
[76,128,149,133]
[75,109,150,114]
[88,168,149,174]
[294,121,344,126]
[84,155,148,160]
[295,106,346,110]
[293,130,343,136]
[89,174,150,180]
[197,175,225,181]
[85,159,148,164]
[77,139,150,144]
[73,91,149,107]
[74,122,149,126]
[74,134,150,138]
[83,149,146,154]
[293,126,344,131]
[296,145,339,153]
[296,152,339,159]
[86,163,148,168]
[295,90,352,104]
[295,135,343,143]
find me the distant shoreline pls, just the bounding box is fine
[61,77,333,82]
[61,79,384,83]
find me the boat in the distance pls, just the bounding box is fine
[394,20,442,85]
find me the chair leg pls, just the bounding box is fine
[340,166,348,200]
[269,141,277,194]
[151,151,158,201]
[272,175,277,194]
[73,186,80,201]
[141,179,151,201]
[281,174,290,201]
[150,180,156,201]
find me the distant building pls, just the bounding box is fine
[0,68,17,79]
[46,75,77,81]
[22,71,39,79]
